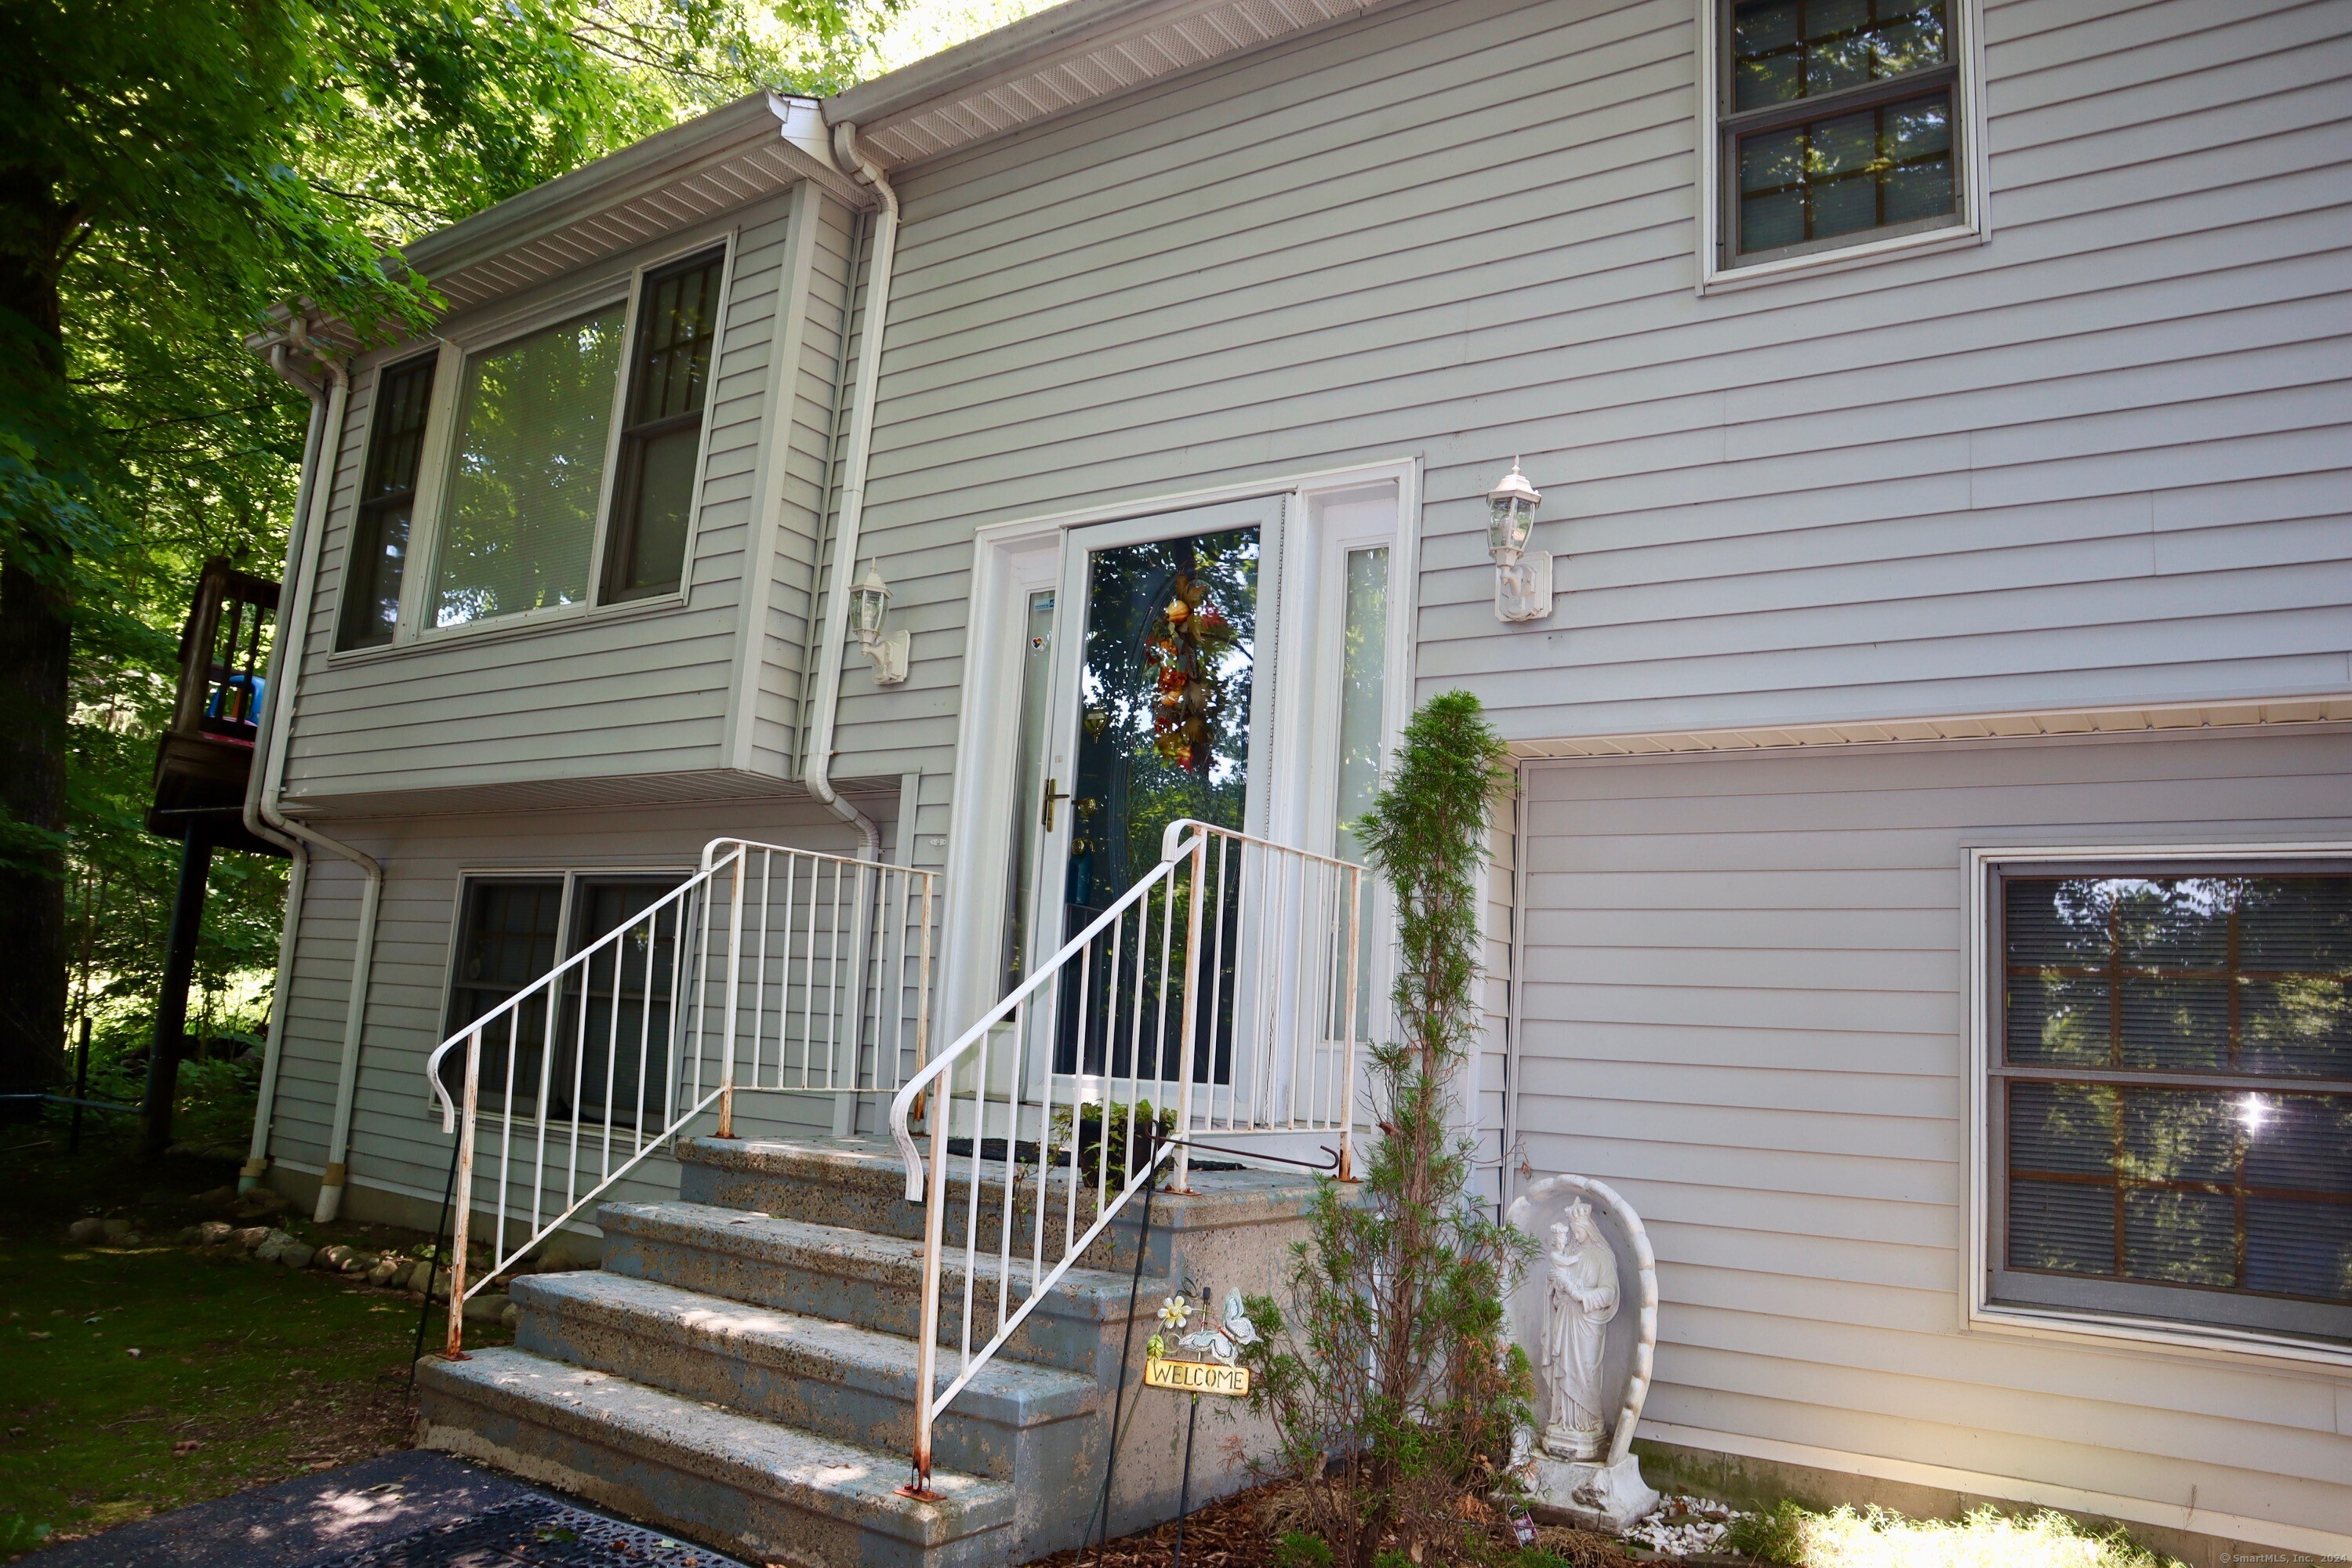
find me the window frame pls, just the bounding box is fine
[436,866,695,1125]
[336,350,440,652]
[1695,0,1991,294]
[601,243,729,604]
[325,230,735,662]
[1967,843,2352,1370]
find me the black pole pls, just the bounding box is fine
[1087,1137,1162,1566]
[410,1127,465,1392]
[141,825,212,1160]
[1171,1393,1200,1568]
[67,1016,89,1155]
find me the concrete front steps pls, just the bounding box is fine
[416,1134,1178,1568]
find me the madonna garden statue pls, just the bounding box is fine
[1504,1174,1660,1532]
[1541,1203,1619,1461]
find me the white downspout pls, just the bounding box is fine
[802,122,898,862]
[247,334,386,1222]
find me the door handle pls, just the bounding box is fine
[1041,775,1070,831]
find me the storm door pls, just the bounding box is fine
[1023,499,1281,1102]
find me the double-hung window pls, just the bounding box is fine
[338,354,437,651]
[1984,859,2352,1352]
[442,872,688,1129]
[1705,0,1981,281]
[335,241,727,649]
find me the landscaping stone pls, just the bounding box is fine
[346,1250,379,1274]
[198,1221,233,1244]
[406,1261,438,1294]
[279,1243,318,1269]
[367,1258,404,1288]
[462,1292,508,1324]
[101,1218,135,1243]
[232,1225,270,1250]
[254,1229,297,1264]
[318,1243,354,1272]
[501,1301,520,1329]
[67,1217,105,1243]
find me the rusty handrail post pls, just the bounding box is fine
[1171,829,1207,1194]
[717,851,746,1138]
[902,1063,953,1497]
[443,1028,481,1359]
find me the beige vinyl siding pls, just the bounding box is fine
[261,797,886,1218]
[817,0,2350,800]
[285,188,822,802]
[1515,726,2352,1539]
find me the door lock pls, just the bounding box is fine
[1041,775,1071,831]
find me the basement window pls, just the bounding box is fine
[440,873,685,1128]
[1985,862,2352,1352]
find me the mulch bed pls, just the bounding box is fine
[1022,1482,1648,1568]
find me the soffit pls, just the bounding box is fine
[1511,697,2352,760]
[830,0,1403,167]
[254,95,862,361]
[406,95,862,318]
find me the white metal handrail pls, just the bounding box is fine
[886,818,1367,1492]
[426,837,937,1358]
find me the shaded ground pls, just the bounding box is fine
[23,1451,745,1568]
[0,1124,504,1552]
[1022,1482,1648,1568]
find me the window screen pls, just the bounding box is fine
[1992,869,2352,1345]
[339,354,437,650]
[604,248,724,602]
[1722,0,1962,263]
[432,306,625,629]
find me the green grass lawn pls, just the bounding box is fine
[0,1123,505,1551]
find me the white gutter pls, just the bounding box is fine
[802,122,899,861]
[246,332,386,1222]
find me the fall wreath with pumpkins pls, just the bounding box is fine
[1145,569,1238,772]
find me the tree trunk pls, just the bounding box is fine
[0,550,71,1121]
[0,186,76,1122]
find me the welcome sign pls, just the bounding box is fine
[1144,1357,1250,1397]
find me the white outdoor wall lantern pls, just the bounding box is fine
[1487,460,1553,622]
[850,559,909,684]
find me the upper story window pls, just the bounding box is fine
[434,304,628,629]
[1984,861,2352,1353]
[332,240,727,652]
[338,354,436,651]
[1704,1,1982,285]
[606,249,724,602]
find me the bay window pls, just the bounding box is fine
[333,239,728,649]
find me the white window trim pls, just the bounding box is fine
[1694,0,1991,296]
[328,229,736,662]
[935,457,1422,1044]
[1965,842,2352,1372]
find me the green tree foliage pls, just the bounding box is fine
[0,0,895,1111]
[1240,691,1530,1568]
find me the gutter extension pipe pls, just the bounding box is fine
[248,331,387,1222]
[802,123,900,862]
